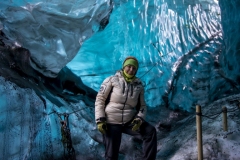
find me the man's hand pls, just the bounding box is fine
[97,122,107,134]
[131,118,142,131]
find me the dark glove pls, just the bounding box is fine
[131,118,142,131]
[97,122,107,134]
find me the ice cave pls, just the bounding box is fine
[0,0,240,159]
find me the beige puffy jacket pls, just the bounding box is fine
[95,70,147,124]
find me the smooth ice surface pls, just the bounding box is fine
[1,0,240,159]
[0,0,112,77]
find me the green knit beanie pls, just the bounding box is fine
[123,57,138,69]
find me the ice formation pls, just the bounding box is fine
[0,0,240,159]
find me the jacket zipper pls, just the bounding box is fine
[121,83,129,124]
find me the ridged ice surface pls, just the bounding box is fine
[68,0,222,111]
[0,0,240,159]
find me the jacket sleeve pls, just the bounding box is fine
[95,76,113,123]
[137,87,147,120]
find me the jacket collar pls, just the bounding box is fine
[115,70,142,84]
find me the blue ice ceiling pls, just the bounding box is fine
[0,0,240,159]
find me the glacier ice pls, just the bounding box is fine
[68,0,223,111]
[0,0,240,159]
[0,0,113,77]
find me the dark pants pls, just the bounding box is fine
[103,121,157,160]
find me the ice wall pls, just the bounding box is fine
[0,0,112,77]
[68,0,223,111]
[1,0,232,111]
[219,0,240,88]
[1,0,240,159]
[0,77,101,160]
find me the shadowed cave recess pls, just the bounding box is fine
[0,0,240,159]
